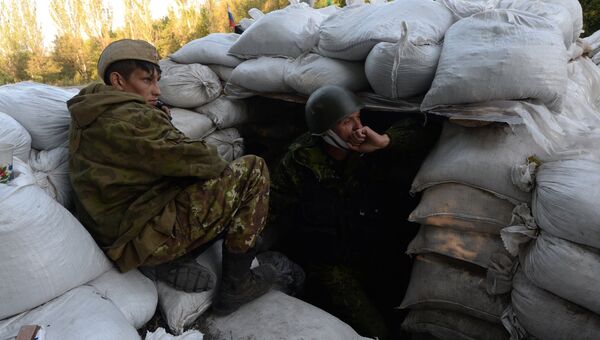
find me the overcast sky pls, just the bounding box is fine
[35,0,176,46]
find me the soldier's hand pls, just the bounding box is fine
[347,126,390,153]
[159,104,171,115]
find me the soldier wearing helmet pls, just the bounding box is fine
[67,39,280,315]
[266,85,440,339]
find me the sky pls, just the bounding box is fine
[35,0,176,47]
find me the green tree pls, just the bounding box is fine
[581,0,600,36]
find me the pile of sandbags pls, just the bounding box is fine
[0,159,157,339]
[401,122,553,339]
[500,159,600,339]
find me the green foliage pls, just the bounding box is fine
[581,0,600,36]
[1,0,597,85]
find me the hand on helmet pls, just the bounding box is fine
[347,127,390,153]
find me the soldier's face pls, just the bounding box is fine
[114,68,161,107]
[332,111,362,142]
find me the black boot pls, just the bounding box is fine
[212,247,276,316]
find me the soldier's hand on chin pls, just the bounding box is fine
[347,127,390,153]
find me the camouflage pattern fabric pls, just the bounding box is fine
[67,83,229,272]
[145,155,270,265]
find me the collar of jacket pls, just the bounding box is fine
[289,133,340,183]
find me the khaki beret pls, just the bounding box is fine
[97,39,160,79]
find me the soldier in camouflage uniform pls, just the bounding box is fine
[67,39,275,315]
[267,86,440,338]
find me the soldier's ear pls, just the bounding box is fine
[109,72,126,90]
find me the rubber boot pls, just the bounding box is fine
[212,247,276,316]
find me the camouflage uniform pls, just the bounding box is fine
[68,83,269,272]
[268,116,440,339]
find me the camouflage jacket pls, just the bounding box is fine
[67,83,227,272]
[268,118,439,262]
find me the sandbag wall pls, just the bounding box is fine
[401,0,600,338]
[0,84,158,338]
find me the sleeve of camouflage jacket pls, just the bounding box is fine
[383,115,441,155]
[100,108,227,179]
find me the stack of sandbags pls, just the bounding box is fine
[0,82,78,208]
[500,159,600,339]
[401,122,550,339]
[584,29,600,65]
[0,159,158,339]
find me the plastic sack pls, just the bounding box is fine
[0,112,31,161]
[0,82,78,150]
[317,0,454,60]
[409,183,515,235]
[203,290,370,340]
[228,4,323,59]
[411,122,548,204]
[86,267,158,329]
[0,286,139,340]
[170,108,216,140]
[284,53,369,95]
[400,254,509,323]
[421,10,568,113]
[407,225,508,269]
[0,158,112,319]
[497,0,575,48]
[438,0,500,19]
[29,147,71,207]
[159,63,222,108]
[194,97,249,130]
[402,309,508,340]
[170,33,243,68]
[157,241,221,334]
[225,57,294,98]
[207,64,234,82]
[145,328,204,340]
[365,23,442,99]
[522,232,600,315]
[505,270,600,340]
[203,128,244,162]
[532,160,600,249]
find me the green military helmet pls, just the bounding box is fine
[305,85,364,134]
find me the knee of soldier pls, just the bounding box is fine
[234,154,269,182]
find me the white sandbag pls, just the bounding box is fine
[170,108,216,140]
[365,24,442,99]
[194,97,249,129]
[407,225,508,268]
[159,63,222,108]
[421,10,568,113]
[145,328,204,340]
[522,232,600,314]
[411,122,548,204]
[87,268,158,329]
[507,270,600,340]
[159,58,179,73]
[228,4,323,59]
[533,160,600,249]
[0,82,78,150]
[170,33,243,68]
[317,0,454,60]
[0,158,112,319]
[400,254,509,323]
[158,241,221,334]
[29,147,71,207]
[317,4,341,17]
[409,184,515,235]
[0,112,31,161]
[438,0,499,19]
[541,0,583,40]
[284,53,369,95]
[402,309,508,340]
[203,128,244,162]
[497,0,575,48]
[204,290,369,339]
[225,57,294,97]
[207,64,234,82]
[0,286,140,340]
[238,18,255,31]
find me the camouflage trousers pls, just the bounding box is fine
[144,155,270,265]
